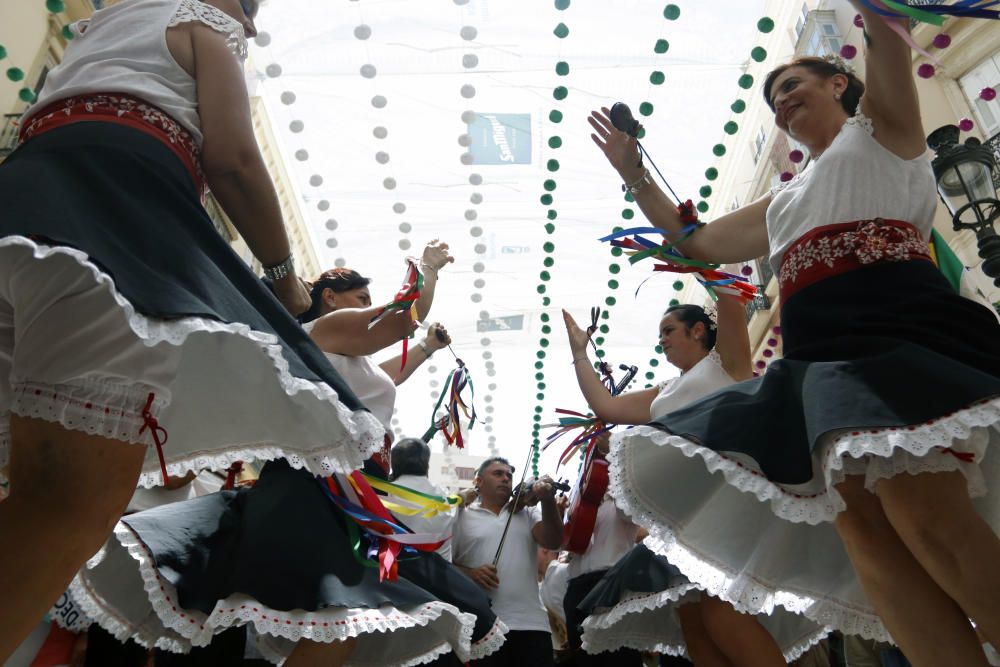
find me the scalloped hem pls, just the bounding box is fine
[0,236,385,483]
[623,394,999,526]
[468,618,509,660]
[580,583,829,662]
[72,522,481,665]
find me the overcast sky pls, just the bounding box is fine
[249,0,767,477]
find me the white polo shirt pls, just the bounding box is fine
[452,501,550,632]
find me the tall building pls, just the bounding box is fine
[0,2,321,281]
[702,0,1000,368]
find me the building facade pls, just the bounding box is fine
[702,0,1000,368]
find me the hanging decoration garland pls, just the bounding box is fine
[1,0,78,106]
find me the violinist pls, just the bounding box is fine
[559,432,642,667]
[452,457,563,666]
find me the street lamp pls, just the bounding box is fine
[927,124,1000,286]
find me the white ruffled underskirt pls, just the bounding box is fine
[608,399,1000,643]
[581,579,830,662]
[71,523,502,666]
[0,236,385,493]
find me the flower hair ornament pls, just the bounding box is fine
[702,303,719,331]
[821,53,856,76]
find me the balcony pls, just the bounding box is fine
[987,131,1000,190]
[744,288,772,323]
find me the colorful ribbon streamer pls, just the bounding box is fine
[369,260,424,374]
[319,471,445,581]
[599,227,758,303]
[428,363,478,448]
[361,472,463,519]
[858,0,999,24]
[541,409,613,469]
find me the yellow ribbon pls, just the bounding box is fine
[361,474,463,519]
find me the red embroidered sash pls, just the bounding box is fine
[19,93,204,195]
[779,219,932,302]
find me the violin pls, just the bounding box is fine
[505,477,570,513]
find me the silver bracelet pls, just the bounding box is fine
[622,168,652,195]
[419,341,434,357]
[572,356,590,365]
[419,262,439,275]
[263,254,295,281]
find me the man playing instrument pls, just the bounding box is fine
[452,457,563,666]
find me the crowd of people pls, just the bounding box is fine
[2,0,999,665]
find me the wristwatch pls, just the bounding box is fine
[263,254,295,281]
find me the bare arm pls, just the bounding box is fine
[713,294,753,382]
[179,24,309,313]
[589,108,771,264]
[309,307,415,357]
[379,324,451,385]
[849,1,926,159]
[562,309,660,424]
[412,241,454,322]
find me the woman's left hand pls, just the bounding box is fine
[425,323,451,351]
[421,239,454,272]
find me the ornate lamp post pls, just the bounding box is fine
[927,124,1000,286]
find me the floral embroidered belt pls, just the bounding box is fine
[19,93,204,195]
[778,218,932,302]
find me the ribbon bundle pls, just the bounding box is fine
[428,363,478,448]
[319,471,445,582]
[369,260,424,373]
[362,472,464,519]
[541,408,613,469]
[599,222,758,303]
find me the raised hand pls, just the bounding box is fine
[421,239,454,272]
[426,323,451,351]
[562,309,591,355]
[589,107,644,181]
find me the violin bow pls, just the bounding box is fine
[492,443,536,567]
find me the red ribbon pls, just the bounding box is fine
[139,392,169,485]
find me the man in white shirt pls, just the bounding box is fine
[452,457,563,666]
[390,438,459,561]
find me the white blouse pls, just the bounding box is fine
[766,111,937,274]
[29,0,248,146]
[302,321,397,431]
[649,350,735,419]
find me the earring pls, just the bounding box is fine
[835,93,842,101]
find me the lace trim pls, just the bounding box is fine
[845,110,874,136]
[1,237,384,484]
[581,585,829,662]
[619,395,999,526]
[606,397,1000,641]
[11,381,166,447]
[468,618,510,660]
[48,589,92,634]
[76,523,481,663]
[168,0,248,60]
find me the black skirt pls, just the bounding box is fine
[0,121,384,484]
[72,461,506,665]
[606,259,1000,642]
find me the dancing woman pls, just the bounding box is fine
[71,242,509,666]
[563,301,827,665]
[0,0,385,659]
[587,2,1000,665]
